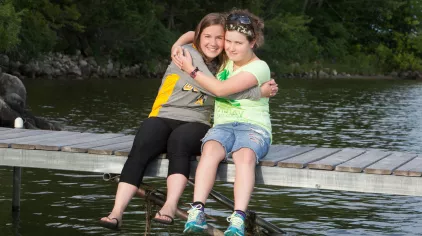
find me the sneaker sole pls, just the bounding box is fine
[224,231,243,236]
[184,225,208,233]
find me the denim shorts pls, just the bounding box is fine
[201,122,271,163]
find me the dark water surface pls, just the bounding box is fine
[1,78,422,235]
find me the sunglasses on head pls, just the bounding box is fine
[227,14,251,24]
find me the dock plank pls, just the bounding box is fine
[278,148,340,168]
[364,152,418,175]
[0,129,48,140]
[113,148,168,159]
[35,133,125,151]
[114,148,131,156]
[308,148,366,170]
[113,146,170,159]
[259,145,315,166]
[0,131,74,148]
[11,133,92,150]
[335,149,391,173]
[0,128,29,136]
[0,127,12,131]
[5,131,79,149]
[88,141,134,155]
[61,135,134,153]
[394,155,422,177]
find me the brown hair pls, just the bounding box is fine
[193,13,228,74]
[226,9,265,49]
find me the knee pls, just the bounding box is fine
[233,148,256,165]
[168,157,190,178]
[202,141,225,158]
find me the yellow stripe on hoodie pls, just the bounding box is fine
[149,74,179,117]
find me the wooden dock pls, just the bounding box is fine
[1,127,422,196]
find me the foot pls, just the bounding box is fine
[99,215,122,231]
[224,212,245,236]
[152,211,174,225]
[183,204,208,233]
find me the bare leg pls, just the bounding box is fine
[193,141,226,204]
[232,148,256,212]
[100,182,138,225]
[154,173,187,221]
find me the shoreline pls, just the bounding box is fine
[15,74,413,81]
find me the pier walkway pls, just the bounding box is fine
[1,127,422,196]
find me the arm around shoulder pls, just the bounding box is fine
[172,31,195,52]
[194,70,259,97]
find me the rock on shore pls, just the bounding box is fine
[0,71,61,130]
[0,51,169,80]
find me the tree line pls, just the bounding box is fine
[1,0,421,76]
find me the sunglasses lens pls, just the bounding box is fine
[228,14,238,21]
[238,16,251,24]
[228,14,251,24]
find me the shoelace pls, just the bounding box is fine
[187,204,203,221]
[226,214,244,228]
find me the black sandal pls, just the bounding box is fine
[152,211,174,225]
[99,217,121,231]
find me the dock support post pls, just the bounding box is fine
[12,167,21,212]
[12,117,23,212]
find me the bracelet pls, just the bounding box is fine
[190,67,200,79]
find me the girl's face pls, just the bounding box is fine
[199,25,225,60]
[224,30,254,62]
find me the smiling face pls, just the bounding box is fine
[199,24,225,61]
[224,30,255,63]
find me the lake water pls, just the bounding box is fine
[1,78,422,235]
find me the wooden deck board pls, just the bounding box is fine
[259,145,315,166]
[364,152,418,175]
[335,149,391,173]
[0,129,50,140]
[31,133,126,151]
[114,148,131,156]
[1,130,76,148]
[4,131,79,149]
[33,133,110,151]
[308,148,366,170]
[10,132,86,150]
[61,135,134,153]
[87,141,134,155]
[278,148,341,168]
[0,128,29,135]
[394,155,422,177]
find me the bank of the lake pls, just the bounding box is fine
[2,52,422,81]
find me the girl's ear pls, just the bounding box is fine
[250,40,256,49]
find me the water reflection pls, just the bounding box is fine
[1,78,422,235]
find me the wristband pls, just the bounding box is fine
[190,67,200,78]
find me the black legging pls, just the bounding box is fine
[119,117,210,187]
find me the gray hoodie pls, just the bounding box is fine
[148,44,261,126]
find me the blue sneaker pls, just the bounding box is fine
[183,204,208,233]
[224,212,245,236]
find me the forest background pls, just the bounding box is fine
[1,0,422,78]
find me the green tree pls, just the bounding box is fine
[0,1,24,52]
[11,0,82,59]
